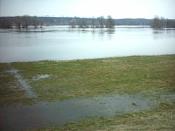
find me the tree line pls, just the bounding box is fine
[152,16,175,29]
[1,16,175,29]
[69,16,115,28]
[0,15,115,29]
[0,16,43,29]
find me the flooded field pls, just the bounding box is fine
[0,94,156,131]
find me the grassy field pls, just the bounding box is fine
[11,55,175,101]
[0,64,33,105]
[0,55,175,130]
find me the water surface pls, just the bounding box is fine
[0,94,155,131]
[0,26,175,62]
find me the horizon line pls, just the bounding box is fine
[0,15,175,20]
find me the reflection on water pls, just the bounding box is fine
[152,29,175,39]
[0,26,175,62]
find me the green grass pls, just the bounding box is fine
[0,64,33,105]
[11,55,175,101]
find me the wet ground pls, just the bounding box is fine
[6,67,37,98]
[0,94,158,131]
[32,74,50,81]
[1,66,175,131]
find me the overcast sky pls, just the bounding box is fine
[0,0,175,18]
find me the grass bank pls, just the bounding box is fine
[11,55,175,101]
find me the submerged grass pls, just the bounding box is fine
[11,55,175,101]
[37,102,175,131]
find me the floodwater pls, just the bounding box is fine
[32,74,50,81]
[0,94,155,131]
[0,26,175,62]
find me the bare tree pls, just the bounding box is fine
[105,16,115,28]
[91,17,95,28]
[69,18,77,28]
[97,16,105,28]
[77,18,88,28]
[152,16,166,29]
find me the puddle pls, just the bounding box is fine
[0,94,157,131]
[6,68,37,98]
[32,74,50,81]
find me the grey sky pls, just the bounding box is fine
[0,0,175,18]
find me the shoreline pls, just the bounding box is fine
[1,54,175,64]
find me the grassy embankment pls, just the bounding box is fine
[0,55,175,130]
[11,55,175,101]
